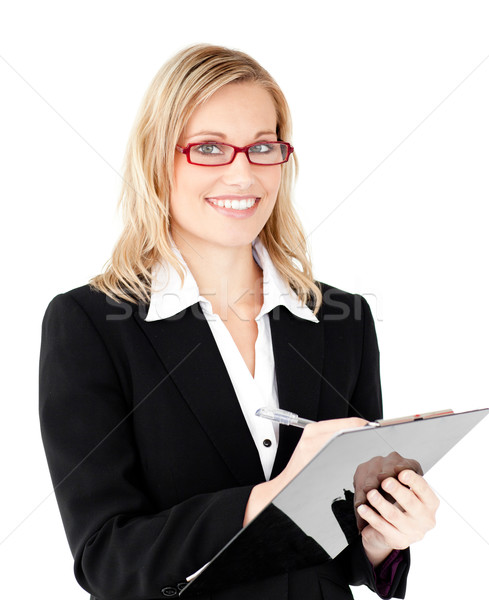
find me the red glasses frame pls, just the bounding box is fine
[175,141,294,166]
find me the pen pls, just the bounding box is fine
[256,407,381,429]
[255,407,315,428]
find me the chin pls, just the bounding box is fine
[214,233,258,249]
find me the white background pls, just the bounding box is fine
[1,1,488,598]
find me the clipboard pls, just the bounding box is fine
[180,407,488,596]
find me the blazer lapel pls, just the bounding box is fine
[269,306,325,479]
[133,303,266,486]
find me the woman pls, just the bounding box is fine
[39,44,439,600]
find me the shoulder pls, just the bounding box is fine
[41,284,148,342]
[43,283,144,319]
[313,280,372,324]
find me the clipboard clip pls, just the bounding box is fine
[375,409,454,427]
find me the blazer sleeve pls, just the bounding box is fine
[39,293,254,600]
[340,295,410,599]
[348,294,384,422]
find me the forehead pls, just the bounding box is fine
[183,82,277,140]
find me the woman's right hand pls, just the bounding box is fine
[243,417,369,526]
[279,418,369,484]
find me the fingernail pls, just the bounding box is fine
[383,478,394,491]
[399,471,412,484]
[357,504,367,514]
[368,489,379,500]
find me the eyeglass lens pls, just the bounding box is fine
[189,142,288,165]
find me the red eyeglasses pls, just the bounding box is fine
[176,141,294,166]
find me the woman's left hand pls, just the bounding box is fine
[357,469,440,567]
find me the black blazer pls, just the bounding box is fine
[39,282,409,600]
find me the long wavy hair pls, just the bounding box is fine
[89,43,323,314]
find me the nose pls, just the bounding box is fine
[221,150,255,189]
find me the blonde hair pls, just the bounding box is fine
[89,43,323,314]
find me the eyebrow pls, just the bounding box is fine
[186,130,277,140]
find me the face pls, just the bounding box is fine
[170,82,282,252]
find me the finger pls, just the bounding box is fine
[355,481,380,508]
[393,458,423,476]
[398,470,440,510]
[381,476,438,540]
[315,417,369,431]
[355,509,368,532]
[354,488,367,508]
[380,477,422,515]
[305,418,369,440]
[356,503,407,547]
[344,417,371,428]
[366,489,408,528]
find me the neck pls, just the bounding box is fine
[171,230,264,320]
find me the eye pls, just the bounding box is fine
[194,144,225,155]
[250,144,273,154]
[249,143,274,154]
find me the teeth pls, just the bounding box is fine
[207,198,257,210]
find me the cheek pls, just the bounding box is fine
[265,167,282,198]
[260,170,281,221]
[172,164,214,207]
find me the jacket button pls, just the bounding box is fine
[263,438,272,447]
[161,586,178,597]
[177,582,187,591]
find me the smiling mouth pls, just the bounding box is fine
[206,197,259,211]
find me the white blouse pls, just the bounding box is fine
[144,237,319,480]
